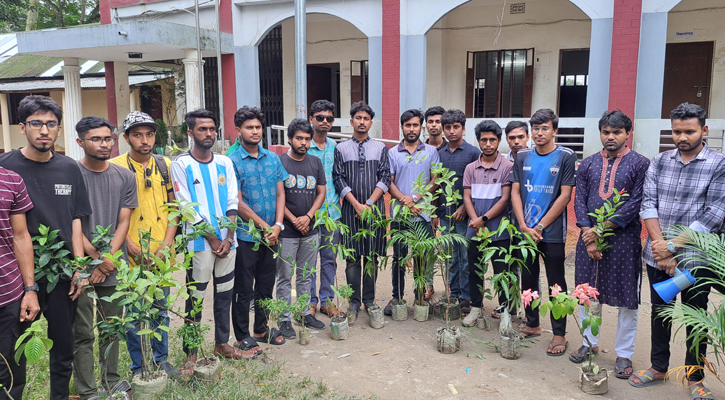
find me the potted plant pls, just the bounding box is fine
[430,164,469,354]
[356,205,392,329]
[289,293,312,345]
[586,188,629,315]
[530,283,607,394]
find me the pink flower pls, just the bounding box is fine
[572,284,600,307]
[522,289,539,308]
[551,284,563,296]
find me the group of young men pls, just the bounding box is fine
[0,93,722,400]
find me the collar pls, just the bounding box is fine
[671,142,710,163]
[237,143,267,160]
[310,137,334,150]
[444,140,469,153]
[426,137,447,148]
[474,152,503,170]
[599,146,631,160]
[396,139,426,154]
[352,136,371,145]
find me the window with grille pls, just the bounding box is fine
[465,49,533,118]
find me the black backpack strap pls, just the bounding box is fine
[153,154,173,198]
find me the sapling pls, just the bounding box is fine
[32,224,92,293]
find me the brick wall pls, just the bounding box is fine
[608,0,642,147]
[381,0,400,142]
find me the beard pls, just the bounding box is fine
[31,141,52,153]
[404,133,420,143]
[194,136,214,150]
[88,153,110,161]
[292,146,308,156]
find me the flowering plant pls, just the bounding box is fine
[527,283,603,372]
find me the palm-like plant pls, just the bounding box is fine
[660,226,725,386]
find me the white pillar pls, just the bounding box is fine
[0,93,11,152]
[183,49,205,113]
[113,62,131,154]
[62,58,84,160]
[130,87,138,113]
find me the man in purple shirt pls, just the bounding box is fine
[386,109,439,315]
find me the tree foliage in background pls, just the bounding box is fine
[0,0,100,33]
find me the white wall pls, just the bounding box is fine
[668,0,725,119]
[426,0,591,113]
[281,15,368,125]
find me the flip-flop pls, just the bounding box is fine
[546,340,568,357]
[233,337,264,359]
[255,328,285,346]
[518,327,541,339]
[614,357,633,379]
[628,369,664,388]
[569,345,597,364]
[690,384,715,400]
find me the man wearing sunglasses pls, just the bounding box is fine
[73,116,137,399]
[306,100,343,318]
[0,95,91,400]
[109,111,179,379]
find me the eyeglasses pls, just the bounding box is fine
[531,126,552,133]
[358,144,366,164]
[315,115,334,123]
[83,137,116,145]
[22,120,59,131]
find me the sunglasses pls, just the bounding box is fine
[315,115,334,123]
[144,167,153,188]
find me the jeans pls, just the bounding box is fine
[310,225,340,307]
[391,221,433,300]
[126,287,170,374]
[440,219,470,302]
[276,234,319,321]
[73,286,124,399]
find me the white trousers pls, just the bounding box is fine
[580,305,638,359]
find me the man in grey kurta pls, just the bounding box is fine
[333,101,391,317]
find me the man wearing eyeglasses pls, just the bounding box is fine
[0,95,92,400]
[511,108,576,356]
[332,101,391,318]
[109,111,179,379]
[306,100,343,318]
[73,116,137,399]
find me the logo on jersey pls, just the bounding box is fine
[218,174,226,186]
[193,179,201,185]
[524,179,534,193]
[550,165,559,176]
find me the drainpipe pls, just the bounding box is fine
[215,0,225,152]
[294,0,306,119]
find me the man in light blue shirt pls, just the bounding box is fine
[306,100,343,318]
[386,109,439,315]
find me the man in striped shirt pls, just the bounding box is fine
[171,109,244,374]
[0,168,37,400]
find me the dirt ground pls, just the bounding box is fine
[175,252,725,400]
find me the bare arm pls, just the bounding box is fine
[11,213,39,322]
[69,218,87,300]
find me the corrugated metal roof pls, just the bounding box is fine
[0,54,63,79]
[0,74,172,92]
[0,35,18,65]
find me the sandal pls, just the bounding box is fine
[460,301,471,317]
[233,337,264,359]
[179,354,197,377]
[628,369,664,388]
[569,345,597,364]
[255,328,285,346]
[546,340,568,357]
[614,357,633,379]
[518,326,541,339]
[690,384,714,400]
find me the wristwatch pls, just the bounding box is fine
[24,283,39,292]
[412,194,421,203]
[225,237,235,245]
[481,215,489,223]
[667,241,676,253]
[275,222,285,231]
[366,199,374,206]
[536,223,545,232]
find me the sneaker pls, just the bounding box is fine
[347,303,360,318]
[384,299,395,316]
[462,306,482,327]
[278,321,297,339]
[157,361,179,378]
[303,314,326,330]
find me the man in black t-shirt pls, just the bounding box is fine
[0,95,92,400]
[276,119,327,338]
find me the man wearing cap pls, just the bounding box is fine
[109,112,179,378]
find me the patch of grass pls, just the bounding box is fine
[19,318,370,400]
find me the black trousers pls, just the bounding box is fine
[648,265,724,382]
[232,241,277,340]
[522,241,567,336]
[0,299,21,400]
[391,221,433,300]
[468,239,513,309]
[346,255,379,308]
[3,281,77,400]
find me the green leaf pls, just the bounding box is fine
[24,336,44,364]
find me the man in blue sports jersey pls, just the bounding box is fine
[511,108,576,356]
[171,109,244,376]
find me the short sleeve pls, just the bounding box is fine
[121,168,138,209]
[500,160,513,187]
[462,164,474,189]
[510,153,524,183]
[315,156,327,186]
[10,174,33,215]
[164,158,173,192]
[73,163,93,220]
[275,155,288,183]
[430,148,440,165]
[561,150,577,187]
